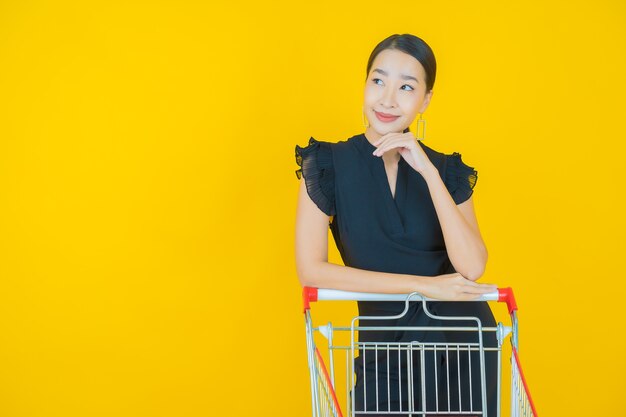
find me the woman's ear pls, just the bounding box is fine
[420,89,434,113]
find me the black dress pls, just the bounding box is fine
[295,133,498,416]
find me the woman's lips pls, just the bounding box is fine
[374,110,400,123]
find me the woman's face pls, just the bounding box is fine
[363,48,433,136]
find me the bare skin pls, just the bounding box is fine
[295,48,496,300]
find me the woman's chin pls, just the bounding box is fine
[372,124,405,135]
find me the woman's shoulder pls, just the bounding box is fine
[294,136,336,216]
[295,135,334,149]
[294,133,360,168]
[295,133,358,148]
[294,136,334,178]
[293,133,362,217]
[419,141,476,168]
[420,142,478,205]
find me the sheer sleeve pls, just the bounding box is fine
[446,152,478,205]
[294,137,336,216]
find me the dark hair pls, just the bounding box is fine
[365,34,437,133]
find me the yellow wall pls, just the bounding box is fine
[0,1,624,416]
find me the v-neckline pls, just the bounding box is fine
[355,133,407,235]
[383,155,402,201]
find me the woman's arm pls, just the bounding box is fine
[295,181,495,299]
[421,163,488,281]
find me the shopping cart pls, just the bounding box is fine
[302,286,537,417]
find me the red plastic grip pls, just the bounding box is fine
[302,286,318,312]
[498,287,518,314]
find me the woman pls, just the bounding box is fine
[295,34,498,417]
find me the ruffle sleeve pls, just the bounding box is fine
[294,137,336,216]
[446,152,478,205]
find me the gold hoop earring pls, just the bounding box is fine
[362,111,369,128]
[414,113,426,141]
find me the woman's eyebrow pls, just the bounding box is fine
[373,68,419,83]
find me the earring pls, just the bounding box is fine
[414,113,426,141]
[362,109,369,128]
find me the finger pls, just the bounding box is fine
[458,293,482,301]
[475,285,498,293]
[373,138,406,155]
[468,280,498,289]
[373,133,405,148]
[372,135,390,146]
[463,285,497,295]
[373,143,395,155]
[373,132,402,145]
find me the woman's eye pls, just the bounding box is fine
[372,78,414,91]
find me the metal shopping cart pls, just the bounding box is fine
[302,287,537,417]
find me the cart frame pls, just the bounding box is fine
[302,287,537,417]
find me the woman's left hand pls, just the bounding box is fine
[372,132,433,175]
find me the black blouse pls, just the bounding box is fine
[295,132,478,281]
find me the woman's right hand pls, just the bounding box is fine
[419,273,498,301]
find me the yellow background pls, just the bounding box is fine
[0,1,624,416]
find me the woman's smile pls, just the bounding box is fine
[374,110,401,123]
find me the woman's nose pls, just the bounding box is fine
[380,87,397,108]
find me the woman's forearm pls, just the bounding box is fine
[298,260,429,294]
[297,260,497,301]
[422,163,487,280]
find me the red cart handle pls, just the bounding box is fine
[302,286,518,313]
[302,286,318,312]
[497,287,518,314]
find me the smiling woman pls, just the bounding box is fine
[294,33,496,417]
